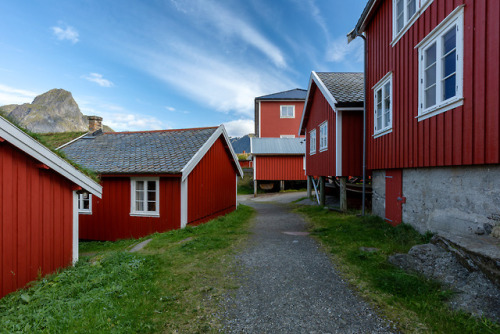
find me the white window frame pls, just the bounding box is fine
[417,6,464,121]
[392,0,433,46]
[309,129,316,155]
[280,105,295,118]
[319,121,328,152]
[77,193,92,214]
[130,177,160,217]
[373,72,393,137]
[280,134,295,138]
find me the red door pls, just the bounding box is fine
[385,169,403,226]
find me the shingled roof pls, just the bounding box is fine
[61,127,220,174]
[255,88,307,100]
[315,72,364,104]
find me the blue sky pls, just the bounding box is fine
[0,0,366,137]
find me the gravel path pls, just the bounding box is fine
[221,197,396,333]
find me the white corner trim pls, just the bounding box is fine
[72,191,79,265]
[250,137,253,154]
[181,125,243,181]
[235,174,238,208]
[253,156,257,180]
[0,117,102,197]
[56,132,89,150]
[180,177,188,228]
[258,101,262,137]
[336,111,342,176]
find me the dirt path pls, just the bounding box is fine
[221,195,395,333]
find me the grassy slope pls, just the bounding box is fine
[0,205,254,333]
[297,206,499,333]
[38,132,86,150]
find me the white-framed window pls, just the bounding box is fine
[280,105,295,118]
[309,129,316,155]
[77,193,92,214]
[417,6,464,121]
[319,121,328,151]
[130,177,160,217]
[373,72,393,136]
[392,0,433,44]
[280,134,295,138]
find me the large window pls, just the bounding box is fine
[418,7,463,120]
[373,73,393,136]
[309,129,316,155]
[319,121,328,151]
[393,0,432,43]
[131,178,159,216]
[78,193,92,214]
[280,105,295,118]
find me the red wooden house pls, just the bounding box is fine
[255,89,307,138]
[60,123,243,241]
[251,138,306,193]
[0,116,102,298]
[349,0,500,235]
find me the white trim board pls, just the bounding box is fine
[0,116,102,197]
[180,177,188,228]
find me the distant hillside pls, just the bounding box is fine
[1,89,113,133]
[230,134,253,154]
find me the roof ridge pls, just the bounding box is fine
[315,71,364,74]
[105,126,218,135]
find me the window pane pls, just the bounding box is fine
[83,199,89,210]
[425,64,436,88]
[377,115,382,131]
[443,51,456,78]
[136,201,144,211]
[443,75,456,100]
[147,191,156,201]
[425,86,436,108]
[384,110,391,128]
[407,0,416,18]
[136,190,144,201]
[443,27,456,55]
[396,0,404,31]
[136,181,144,190]
[147,181,156,191]
[425,43,436,67]
[147,202,156,212]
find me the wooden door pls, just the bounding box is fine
[385,169,403,226]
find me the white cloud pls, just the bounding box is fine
[326,36,364,63]
[165,106,175,111]
[51,25,79,44]
[223,119,254,137]
[0,84,37,105]
[102,113,167,131]
[83,73,114,87]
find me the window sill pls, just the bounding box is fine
[280,116,295,119]
[310,151,316,156]
[130,212,160,218]
[78,211,92,215]
[417,97,464,121]
[319,148,328,152]
[373,128,393,138]
[391,0,434,47]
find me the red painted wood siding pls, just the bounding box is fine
[341,110,364,177]
[80,177,181,241]
[254,156,306,181]
[304,86,337,177]
[239,160,253,168]
[1,141,73,298]
[260,101,305,138]
[188,137,237,225]
[366,0,500,170]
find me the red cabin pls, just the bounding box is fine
[349,0,500,234]
[61,124,242,241]
[255,89,307,138]
[0,116,102,298]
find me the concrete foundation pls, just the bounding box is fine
[372,165,500,236]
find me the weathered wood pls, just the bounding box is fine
[307,175,312,197]
[254,180,258,197]
[280,180,285,191]
[339,176,347,212]
[319,176,326,207]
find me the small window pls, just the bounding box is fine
[418,7,463,120]
[319,121,328,151]
[131,177,160,216]
[78,193,92,214]
[309,129,316,155]
[280,105,295,118]
[393,0,432,43]
[280,134,295,138]
[373,73,393,136]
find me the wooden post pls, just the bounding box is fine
[339,176,347,212]
[319,176,326,207]
[254,180,258,197]
[307,176,312,198]
[280,180,285,191]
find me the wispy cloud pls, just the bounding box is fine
[326,36,364,63]
[83,73,114,87]
[0,84,37,105]
[51,25,79,44]
[223,119,254,137]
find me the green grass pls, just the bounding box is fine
[0,205,254,333]
[296,206,500,333]
[38,132,87,150]
[237,173,254,195]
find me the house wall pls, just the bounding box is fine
[80,176,181,241]
[254,155,306,181]
[260,100,305,138]
[304,86,337,177]
[366,0,500,170]
[1,141,73,298]
[341,110,364,177]
[188,137,237,225]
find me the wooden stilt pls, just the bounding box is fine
[319,176,326,207]
[339,176,347,212]
[307,176,312,197]
[254,180,258,197]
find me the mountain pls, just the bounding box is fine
[230,134,253,154]
[0,89,112,133]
